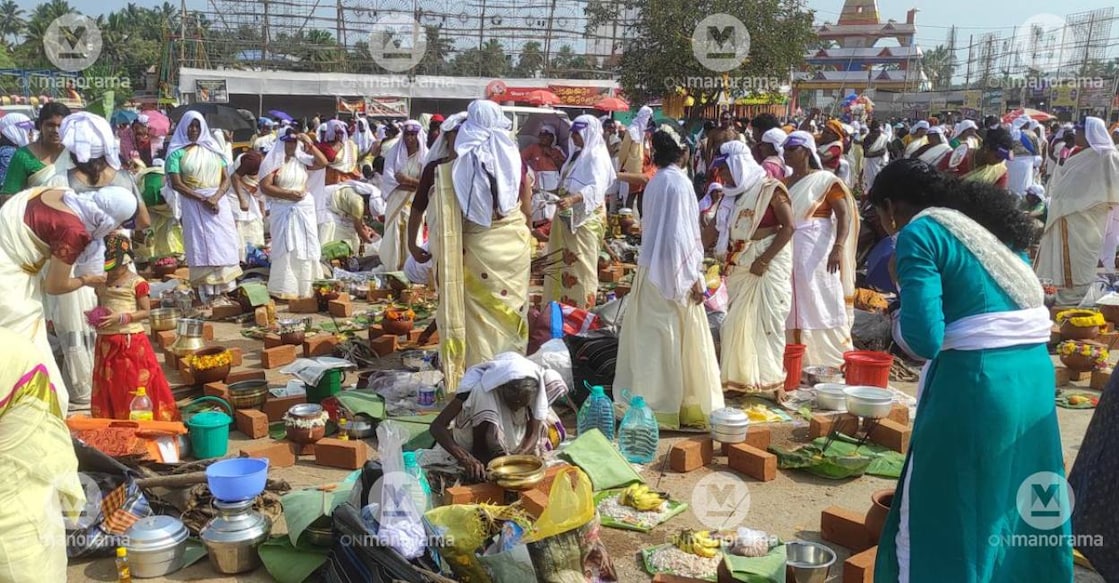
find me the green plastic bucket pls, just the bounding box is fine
[306,369,344,404]
[185,396,233,459]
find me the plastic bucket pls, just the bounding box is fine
[206,458,269,502]
[306,369,344,404]
[185,396,233,459]
[783,344,806,390]
[842,351,894,389]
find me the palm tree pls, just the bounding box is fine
[920,45,956,91]
[0,0,25,46]
[515,41,544,78]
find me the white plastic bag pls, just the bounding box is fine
[375,420,427,559]
[529,339,574,393]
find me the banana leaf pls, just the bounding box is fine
[770,435,904,480]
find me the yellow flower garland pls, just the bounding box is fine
[1056,309,1105,328]
[189,350,232,371]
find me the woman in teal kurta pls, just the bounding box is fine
[869,159,1072,583]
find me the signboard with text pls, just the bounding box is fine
[195,79,228,103]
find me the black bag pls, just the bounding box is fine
[565,331,619,406]
[323,503,434,583]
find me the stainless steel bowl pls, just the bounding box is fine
[786,540,836,583]
[287,403,325,419]
[843,386,894,419]
[803,365,844,386]
[176,318,205,337]
[347,419,375,439]
[150,308,181,332]
[814,383,848,411]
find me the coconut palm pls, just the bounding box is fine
[920,45,956,91]
[0,0,26,46]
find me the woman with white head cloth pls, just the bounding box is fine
[782,130,859,368]
[353,116,376,172]
[379,119,428,271]
[542,115,615,309]
[1007,115,1039,197]
[0,184,137,413]
[617,105,653,209]
[903,120,929,157]
[759,127,788,180]
[0,113,33,187]
[210,128,234,165]
[1036,117,1119,303]
[911,126,953,170]
[47,112,150,408]
[165,111,242,304]
[258,127,330,299]
[407,101,532,389]
[711,140,762,259]
[613,125,723,429]
[861,120,890,192]
[1,102,71,199]
[719,137,796,400]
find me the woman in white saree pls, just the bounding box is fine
[1035,117,1119,305]
[783,131,859,368]
[166,112,242,303]
[544,115,615,309]
[719,144,796,400]
[380,120,428,271]
[614,126,724,430]
[258,129,330,299]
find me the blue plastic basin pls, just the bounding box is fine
[205,458,269,502]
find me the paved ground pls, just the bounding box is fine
[66,310,1104,582]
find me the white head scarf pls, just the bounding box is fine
[1026,183,1046,200]
[911,120,930,133]
[210,128,233,165]
[784,130,822,170]
[135,114,150,127]
[381,119,429,196]
[0,113,33,147]
[1010,115,1031,141]
[628,106,653,141]
[562,115,616,225]
[60,112,121,169]
[540,124,557,137]
[424,112,467,166]
[761,127,787,158]
[452,100,521,227]
[324,119,349,143]
[354,118,375,155]
[62,185,137,276]
[167,111,224,158]
[641,132,704,303]
[1085,117,1116,153]
[955,120,978,135]
[720,140,764,197]
[257,128,312,181]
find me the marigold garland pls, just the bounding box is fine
[1057,341,1110,369]
[189,350,232,371]
[1056,309,1105,328]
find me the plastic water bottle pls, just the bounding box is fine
[128,387,153,422]
[577,384,615,440]
[402,451,432,512]
[618,395,659,464]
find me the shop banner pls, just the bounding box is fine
[337,97,367,115]
[1051,86,1079,108]
[195,80,228,103]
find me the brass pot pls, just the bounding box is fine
[486,455,546,491]
[150,308,181,332]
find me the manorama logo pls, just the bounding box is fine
[691,14,751,73]
[1016,471,1074,531]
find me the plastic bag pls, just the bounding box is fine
[375,420,426,559]
[529,339,574,394]
[425,504,506,583]
[524,467,594,543]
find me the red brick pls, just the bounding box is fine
[171,267,190,280]
[518,488,549,518]
[446,482,506,505]
[225,369,266,385]
[539,463,570,492]
[303,334,341,358]
[289,297,320,314]
[203,382,230,401]
[154,330,177,349]
[887,404,909,426]
[720,426,773,456]
[370,335,398,357]
[368,288,394,302]
[263,394,307,422]
[368,324,385,340]
[210,304,243,320]
[1091,368,1112,391]
[178,360,195,385]
[727,443,777,482]
[263,333,283,349]
[1056,366,1071,387]
[843,546,878,583]
[613,284,631,298]
[254,305,272,327]
[328,299,354,318]
[235,408,269,439]
[240,440,295,468]
[261,345,298,369]
[313,438,369,469]
[292,442,316,456]
[399,289,421,304]
[335,292,351,303]
[867,419,911,454]
[202,323,214,341]
[669,437,713,473]
[408,328,424,344]
[809,413,861,439]
[228,347,244,367]
[821,506,871,552]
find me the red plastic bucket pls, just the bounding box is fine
[842,351,894,388]
[783,344,806,390]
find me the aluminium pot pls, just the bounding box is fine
[709,407,750,443]
[843,386,894,419]
[815,383,848,411]
[201,499,272,574]
[124,515,190,578]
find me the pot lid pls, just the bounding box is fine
[201,500,271,544]
[709,407,750,426]
[126,515,189,551]
[189,410,231,428]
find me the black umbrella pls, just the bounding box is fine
[169,103,255,133]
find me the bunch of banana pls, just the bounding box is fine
[620,483,665,511]
[674,529,722,558]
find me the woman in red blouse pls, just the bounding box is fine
[0,185,137,412]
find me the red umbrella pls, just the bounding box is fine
[1001,108,1055,124]
[593,96,630,112]
[524,90,561,106]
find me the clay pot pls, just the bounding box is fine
[382,306,415,336]
[287,424,326,444]
[1060,320,1101,341]
[1061,352,1099,374]
[1100,305,1119,326]
[280,330,305,346]
[864,489,894,545]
